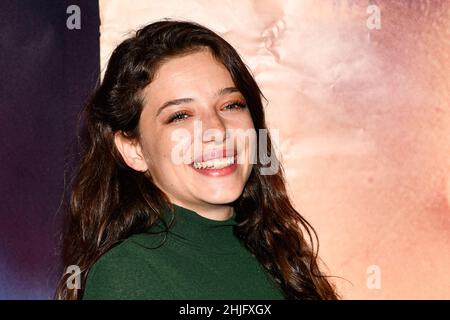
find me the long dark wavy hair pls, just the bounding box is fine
[56,20,339,300]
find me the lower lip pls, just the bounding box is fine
[191,162,238,177]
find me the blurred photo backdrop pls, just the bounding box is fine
[0,0,99,299]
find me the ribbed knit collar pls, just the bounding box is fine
[152,203,243,254]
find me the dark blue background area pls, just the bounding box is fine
[0,0,99,299]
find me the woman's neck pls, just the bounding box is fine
[169,199,234,221]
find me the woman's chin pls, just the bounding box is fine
[196,188,243,206]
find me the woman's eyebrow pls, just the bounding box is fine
[156,97,194,117]
[216,86,240,96]
[156,86,240,117]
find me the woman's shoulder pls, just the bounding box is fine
[90,230,168,268]
[82,232,168,299]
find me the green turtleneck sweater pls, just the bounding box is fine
[83,204,285,300]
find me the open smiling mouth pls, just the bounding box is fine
[190,150,238,177]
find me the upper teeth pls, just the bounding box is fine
[193,156,234,169]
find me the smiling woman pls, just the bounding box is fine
[55,20,339,300]
[114,49,256,217]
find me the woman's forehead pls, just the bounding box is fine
[143,51,237,105]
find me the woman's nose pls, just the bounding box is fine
[201,111,227,144]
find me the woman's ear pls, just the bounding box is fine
[114,131,149,172]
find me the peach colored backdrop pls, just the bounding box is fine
[99,0,450,299]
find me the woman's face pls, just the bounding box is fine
[116,49,255,218]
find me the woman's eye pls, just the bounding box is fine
[168,111,189,123]
[223,102,247,111]
[167,102,246,123]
